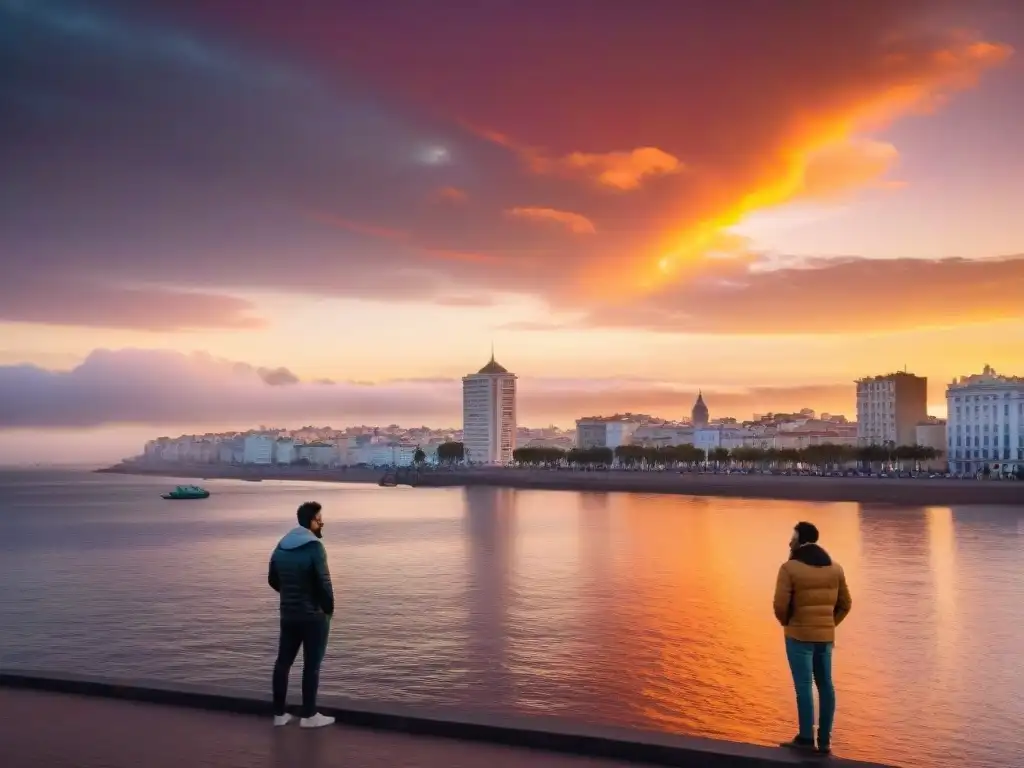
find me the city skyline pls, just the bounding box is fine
[2,1,1024,461]
[0,344,1014,463]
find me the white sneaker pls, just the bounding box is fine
[299,713,335,729]
[273,714,294,727]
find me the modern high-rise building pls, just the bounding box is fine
[462,353,517,465]
[945,365,1024,476]
[855,371,928,446]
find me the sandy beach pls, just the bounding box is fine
[98,462,1024,506]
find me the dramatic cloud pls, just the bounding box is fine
[0,349,860,430]
[580,254,1024,335]
[0,274,264,331]
[0,0,1016,329]
[556,148,683,190]
[506,207,597,235]
[515,145,683,190]
[256,366,300,386]
[433,186,468,204]
[798,140,903,200]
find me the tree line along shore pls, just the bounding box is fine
[502,442,949,472]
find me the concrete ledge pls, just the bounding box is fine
[0,670,894,767]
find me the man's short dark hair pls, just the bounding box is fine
[297,501,322,529]
[794,521,819,545]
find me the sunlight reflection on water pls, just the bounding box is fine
[1,470,1023,767]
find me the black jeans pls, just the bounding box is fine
[272,615,330,718]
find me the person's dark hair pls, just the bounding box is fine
[297,501,322,529]
[793,521,819,545]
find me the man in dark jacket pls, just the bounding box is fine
[269,501,335,728]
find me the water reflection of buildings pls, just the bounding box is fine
[462,486,516,708]
[571,492,638,721]
[459,489,1018,766]
[577,492,612,579]
[946,504,1024,753]
[927,507,958,693]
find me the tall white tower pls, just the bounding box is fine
[462,351,517,465]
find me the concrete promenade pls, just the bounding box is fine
[0,672,894,768]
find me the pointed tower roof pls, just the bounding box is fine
[477,347,509,374]
[691,389,709,425]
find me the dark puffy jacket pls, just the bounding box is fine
[268,527,335,619]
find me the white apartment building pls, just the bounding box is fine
[218,437,244,464]
[351,442,420,467]
[295,442,336,466]
[242,434,274,464]
[945,365,1024,475]
[632,424,695,448]
[575,416,642,450]
[274,438,296,465]
[856,371,928,446]
[335,437,359,466]
[462,354,517,465]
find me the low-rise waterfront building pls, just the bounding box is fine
[575,415,644,450]
[273,438,296,465]
[218,437,244,464]
[243,434,274,465]
[632,424,694,448]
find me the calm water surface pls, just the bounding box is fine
[1,470,1023,767]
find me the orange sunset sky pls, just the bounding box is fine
[2,0,1024,460]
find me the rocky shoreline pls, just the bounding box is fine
[98,462,1024,506]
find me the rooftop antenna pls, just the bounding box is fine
[490,341,495,362]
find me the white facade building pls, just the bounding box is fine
[349,441,413,467]
[295,442,336,466]
[945,366,1024,476]
[694,427,723,454]
[632,425,695,448]
[856,371,928,446]
[218,438,244,464]
[242,434,274,464]
[274,438,296,464]
[462,354,517,465]
[575,417,642,450]
[335,437,358,466]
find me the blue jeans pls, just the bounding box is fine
[785,637,835,746]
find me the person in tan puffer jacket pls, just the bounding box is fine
[773,521,852,756]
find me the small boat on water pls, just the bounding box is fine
[161,485,210,500]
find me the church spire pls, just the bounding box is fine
[692,389,709,427]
